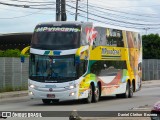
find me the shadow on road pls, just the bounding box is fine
[31,96,123,106]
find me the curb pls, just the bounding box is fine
[142,80,160,86]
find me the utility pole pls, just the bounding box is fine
[144,27,150,35]
[56,0,61,21]
[87,0,88,21]
[61,0,67,21]
[75,0,78,21]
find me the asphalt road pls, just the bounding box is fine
[0,81,160,120]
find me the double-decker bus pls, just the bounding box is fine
[26,21,142,104]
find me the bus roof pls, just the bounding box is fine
[36,21,140,33]
[37,21,92,26]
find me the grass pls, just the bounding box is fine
[0,86,28,93]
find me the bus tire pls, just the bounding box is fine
[85,84,93,103]
[129,83,133,98]
[122,82,130,98]
[92,85,100,103]
[42,99,51,104]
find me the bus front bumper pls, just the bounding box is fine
[28,87,79,102]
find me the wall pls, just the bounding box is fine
[142,59,160,80]
[0,57,28,92]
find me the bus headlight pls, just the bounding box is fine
[29,91,34,95]
[69,85,74,89]
[69,92,75,96]
[29,84,35,89]
[65,84,77,89]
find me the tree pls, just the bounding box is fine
[142,34,160,59]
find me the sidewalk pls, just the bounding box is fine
[142,80,160,86]
[0,80,160,99]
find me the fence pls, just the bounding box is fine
[142,59,160,80]
[0,57,28,92]
[0,58,159,92]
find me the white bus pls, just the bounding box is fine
[24,21,142,104]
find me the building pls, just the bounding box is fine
[0,32,32,50]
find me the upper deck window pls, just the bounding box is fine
[93,27,124,48]
[31,25,81,50]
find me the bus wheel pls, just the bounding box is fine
[129,83,133,98]
[93,85,100,102]
[123,82,130,98]
[42,99,51,104]
[86,85,93,103]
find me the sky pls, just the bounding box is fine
[0,0,160,35]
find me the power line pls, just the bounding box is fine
[69,1,160,15]
[79,2,160,17]
[0,10,42,19]
[89,8,158,22]
[0,7,55,15]
[27,7,56,10]
[1,1,159,19]
[3,0,54,3]
[93,0,160,8]
[0,1,56,7]
[69,2,160,22]
[0,1,26,7]
[1,0,160,30]
[80,14,160,30]
[73,12,142,29]
[0,1,56,9]
[68,0,160,21]
[68,1,160,28]
[66,4,160,26]
[66,10,160,30]
[25,4,55,6]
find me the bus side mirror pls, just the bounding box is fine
[20,46,30,63]
[21,55,25,63]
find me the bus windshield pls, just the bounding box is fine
[29,54,77,83]
[31,26,81,50]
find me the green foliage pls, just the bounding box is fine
[0,86,13,93]
[142,34,160,59]
[0,50,4,56]
[0,49,21,57]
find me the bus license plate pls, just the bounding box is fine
[47,94,55,98]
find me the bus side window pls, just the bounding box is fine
[84,60,88,72]
[79,60,87,77]
[122,61,127,69]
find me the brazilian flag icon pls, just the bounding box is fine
[44,51,54,55]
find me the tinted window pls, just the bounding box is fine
[31,25,81,50]
[79,60,88,77]
[93,27,124,48]
[90,60,127,76]
[29,54,77,83]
